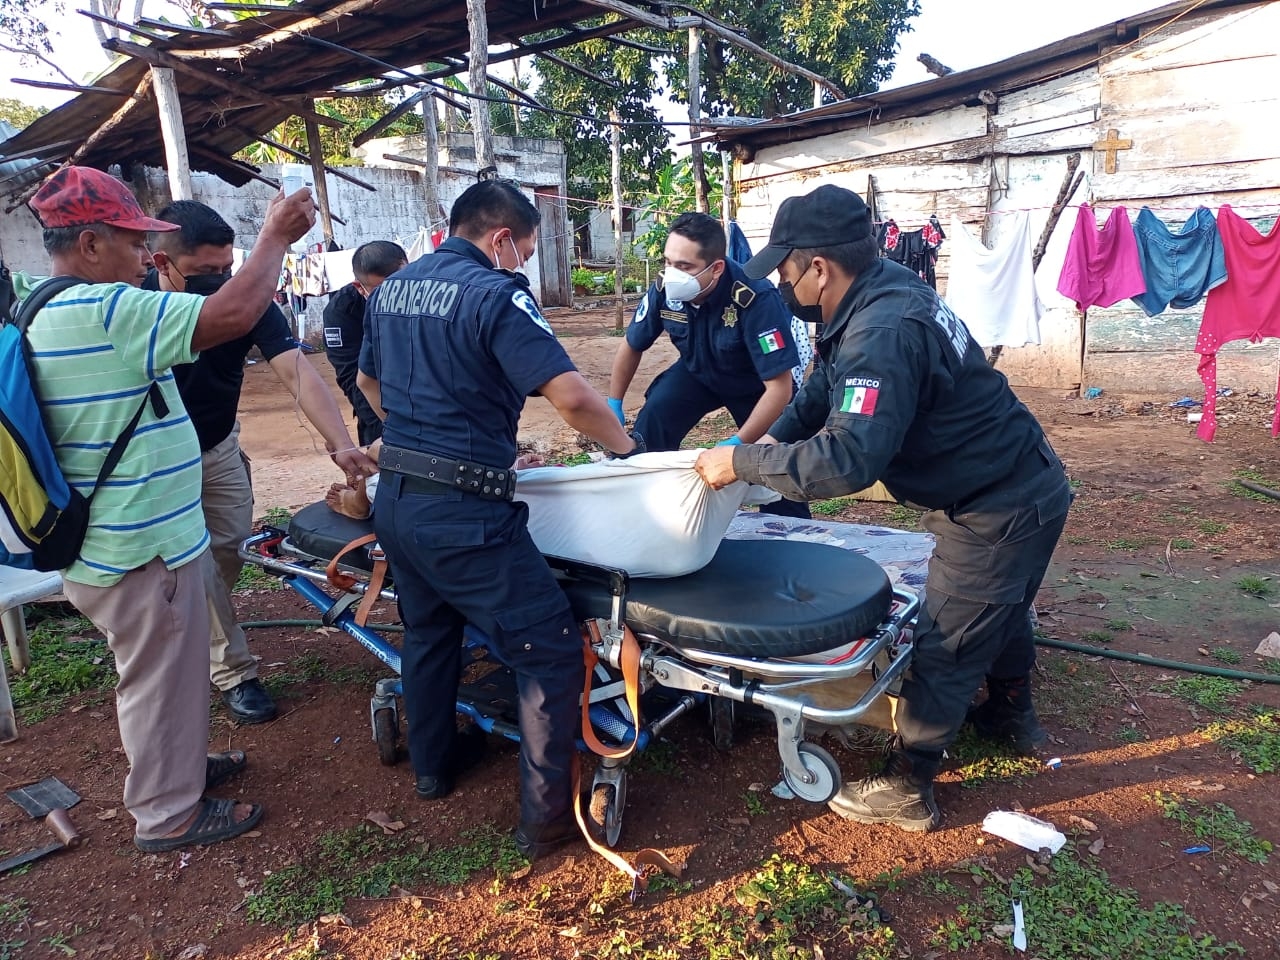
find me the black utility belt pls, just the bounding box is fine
[378,444,516,502]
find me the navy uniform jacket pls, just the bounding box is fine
[732,258,1046,510]
[322,283,367,397]
[357,237,575,468]
[626,258,799,396]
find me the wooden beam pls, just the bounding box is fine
[351,88,431,149]
[688,27,708,214]
[610,108,624,333]
[10,72,154,209]
[579,0,846,101]
[102,37,343,129]
[175,0,386,59]
[75,8,186,46]
[0,139,78,163]
[381,152,473,180]
[538,50,622,90]
[304,101,336,245]
[151,67,193,200]
[9,78,142,98]
[187,144,346,226]
[465,0,495,176]
[247,132,378,191]
[420,94,445,234]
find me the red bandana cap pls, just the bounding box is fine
[29,166,181,232]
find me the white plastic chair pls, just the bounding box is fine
[0,568,64,741]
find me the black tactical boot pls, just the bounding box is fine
[966,674,1047,755]
[415,724,488,800]
[514,814,578,860]
[828,749,942,832]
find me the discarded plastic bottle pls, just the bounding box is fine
[982,810,1067,854]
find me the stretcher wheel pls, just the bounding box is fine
[710,698,735,752]
[373,707,399,766]
[587,773,627,848]
[783,742,840,803]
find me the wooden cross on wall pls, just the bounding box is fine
[1093,128,1133,174]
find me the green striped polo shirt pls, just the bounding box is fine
[15,273,208,586]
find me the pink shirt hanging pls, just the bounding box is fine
[1195,205,1280,442]
[1056,204,1147,309]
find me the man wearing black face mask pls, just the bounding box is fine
[150,200,377,724]
[694,184,1070,834]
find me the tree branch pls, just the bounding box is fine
[0,40,81,86]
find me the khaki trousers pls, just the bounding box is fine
[62,553,212,839]
[201,423,258,691]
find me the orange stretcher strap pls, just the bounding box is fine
[577,620,682,897]
[324,534,387,627]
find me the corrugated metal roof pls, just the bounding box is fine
[0,120,58,193]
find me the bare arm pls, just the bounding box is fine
[539,370,635,455]
[191,190,315,351]
[608,340,644,403]
[268,348,377,480]
[357,370,384,421]
[734,371,794,443]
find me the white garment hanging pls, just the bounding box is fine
[321,250,355,292]
[944,213,1042,349]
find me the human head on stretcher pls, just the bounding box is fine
[691,182,1071,836]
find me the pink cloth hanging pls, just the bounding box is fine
[1056,204,1147,310]
[1195,206,1280,442]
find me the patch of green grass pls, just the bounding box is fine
[935,848,1242,959]
[883,504,922,529]
[6,609,112,724]
[1068,478,1083,491]
[1197,519,1228,535]
[234,562,284,592]
[949,727,1043,788]
[743,791,767,817]
[260,506,294,528]
[1201,710,1280,773]
[1105,619,1132,632]
[1063,534,1091,545]
[1037,657,1108,730]
[1211,647,1243,665]
[1169,537,1196,551]
[631,739,680,776]
[1235,575,1274,598]
[259,651,383,698]
[0,898,30,960]
[1116,723,1146,744]
[1227,469,1280,504]
[917,874,965,899]
[548,451,594,466]
[811,497,856,517]
[1164,676,1241,715]
[1081,630,1114,644]
[246,823,525,926]
[1152,792,1272,864]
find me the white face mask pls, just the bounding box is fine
[663,263,712,304]
[494,235,527,276]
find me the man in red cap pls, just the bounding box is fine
[16,166,318,852]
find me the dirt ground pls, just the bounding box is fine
[2,306,1279,959]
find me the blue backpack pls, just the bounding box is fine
[0,267,165,571]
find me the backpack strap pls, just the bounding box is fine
[12,275,169,501]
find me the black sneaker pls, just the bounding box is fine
[514,814,578,860]
[966,675,1048,755]
[221,678,278,724]
[828,751,941,833]
[415,725,488,800]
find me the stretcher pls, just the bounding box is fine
[240,503,921,847]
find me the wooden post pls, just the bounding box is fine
[720,150,732,235]
[303,101,335,246]
[611,108,625,334]
[465,0,495,176]
[151,66,193,201]
[421,91,444,243]
[688,27,708,214]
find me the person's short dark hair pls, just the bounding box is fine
[449,180,539,240]
[790,236,879,278]
[42,223,120,254]
[668,212,727,265]
[352,240,407,281]
[153,200,235,253]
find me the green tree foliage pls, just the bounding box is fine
[0,0,57,55]
[236,93,425,167]
[0,98,49,130]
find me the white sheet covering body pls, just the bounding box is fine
[514,450,773,577]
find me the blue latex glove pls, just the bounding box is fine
[716,435,743,447]
[607,397,625,425]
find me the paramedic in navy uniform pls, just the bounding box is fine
[608,212,809,517]
[356,179,639,859]
[694,184,1071,834]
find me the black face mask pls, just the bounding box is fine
[183,271,232,296]
[777,262,822,326]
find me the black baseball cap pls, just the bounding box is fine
[743,184,873,279]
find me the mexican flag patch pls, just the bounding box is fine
[840,377,881,415]
[758,328,786,354]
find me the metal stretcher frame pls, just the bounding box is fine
[240,523,919,845]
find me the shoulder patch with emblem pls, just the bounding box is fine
[731,281,756,310]
[632,295,649,325]
[324,327,344,348]
[722,306,738,328]
[512,290,554,335]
